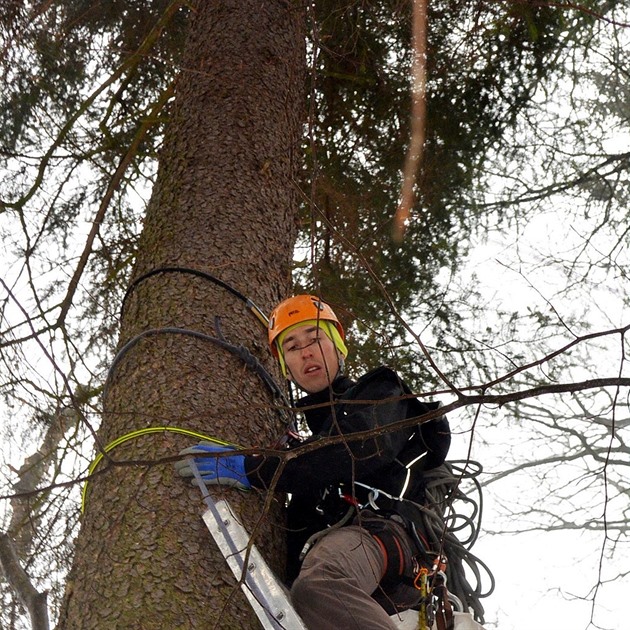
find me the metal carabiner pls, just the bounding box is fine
[367,488,380,511]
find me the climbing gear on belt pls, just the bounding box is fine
[432,568,455,630]
[414,555,454,630]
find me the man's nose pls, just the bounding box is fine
[300,344,314,358]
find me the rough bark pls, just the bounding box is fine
[58,1,305,628]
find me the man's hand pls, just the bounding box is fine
[175,442,251,490]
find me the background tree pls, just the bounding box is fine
[1,1,628,629]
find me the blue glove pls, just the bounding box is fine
[175,442,251,490]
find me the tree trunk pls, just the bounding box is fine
[58,1,305,628]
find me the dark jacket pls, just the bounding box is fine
[244,366,451,581]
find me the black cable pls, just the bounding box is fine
[212,316,288,405]
[413,460,495,624]
[120,266,269,328]
[103,326,292,426]
[113,266,302,443]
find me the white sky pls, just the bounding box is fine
[440,217,628,630]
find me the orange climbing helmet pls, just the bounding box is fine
[268,295,345,356]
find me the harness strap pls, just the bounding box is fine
[370,531,405,583]
[433,572,454,630]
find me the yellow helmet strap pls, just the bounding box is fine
[275,320,348,378]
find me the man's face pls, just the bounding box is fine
[280,324,340,393]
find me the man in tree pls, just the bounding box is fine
[177,294,452,629]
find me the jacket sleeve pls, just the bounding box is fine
[244,367,444,493]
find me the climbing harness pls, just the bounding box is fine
[307,462,492,626]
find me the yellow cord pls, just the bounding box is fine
[80,426,239,513]
[417,567,429,630]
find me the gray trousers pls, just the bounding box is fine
[290,519,419,630]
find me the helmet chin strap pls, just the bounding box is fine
[337,355,345,375]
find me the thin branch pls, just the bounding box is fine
[477,324,630,393]
[9,407,78,552]
[55,80,175,329]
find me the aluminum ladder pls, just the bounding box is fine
[189,455,306,630]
